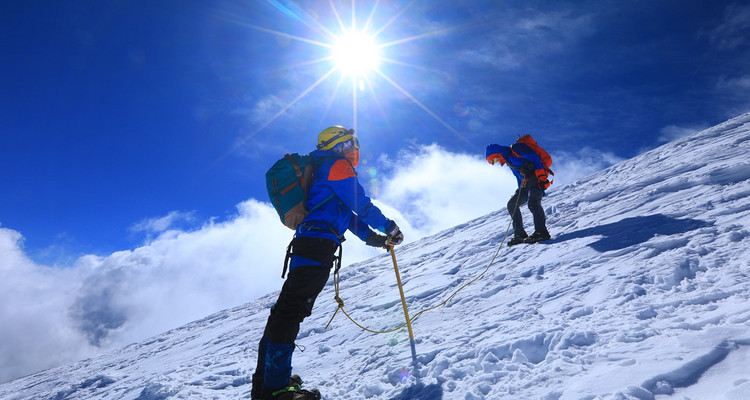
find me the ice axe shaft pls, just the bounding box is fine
[390,246,417,364]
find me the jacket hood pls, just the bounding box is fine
[486,144,510,160]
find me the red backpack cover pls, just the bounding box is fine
[516,134,552,170]
[515,134,554,190]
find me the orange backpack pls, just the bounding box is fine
[514,134,554,190]
[516,134,552,170]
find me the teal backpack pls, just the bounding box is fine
[266,153,315,230]
[266,153,339,230]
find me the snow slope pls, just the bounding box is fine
[2,112,750,399]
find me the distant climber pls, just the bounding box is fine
[486,135,553,246]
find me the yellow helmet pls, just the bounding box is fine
[317,126,356,151]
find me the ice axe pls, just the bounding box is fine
[389,245,418,368]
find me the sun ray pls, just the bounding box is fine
[374,69,471,146]
[379,56,444,73]
[240,22,332,49]
[352,75,358,129]
[213,67,339,167]
[378,24,463,49]
[249,67,338,137]
[360,74,391,132]
[265,0,339,42]
[319,75,347,127]
[264,56,335,76]
[328,0,347,34]
[371,0,419,38]
[265,0,307,24]
[362,0,382,33]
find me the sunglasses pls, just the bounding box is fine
[332,136,360,154]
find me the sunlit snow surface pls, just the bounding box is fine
[3,113,750,399]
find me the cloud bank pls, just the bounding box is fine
[0,144,615,383]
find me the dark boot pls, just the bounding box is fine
[524,230,551,244]
[262,375,321,400]
[507,232,528,247]
[266,388,321,400]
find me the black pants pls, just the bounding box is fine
[252,237,338,397]
[508,178,547,236]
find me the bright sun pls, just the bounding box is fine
[331,30,380,78]
[238,2,467,146]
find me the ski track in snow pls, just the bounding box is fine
[2,113,750,399]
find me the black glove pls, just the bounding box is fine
[385,221,404,245]
[365,232,388,249]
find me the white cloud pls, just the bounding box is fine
[463,9,594,71]
[0,200,387,383]
[716,75,750,97]
[70,200,295,346]
[237,94,285,124]
[709,3,750,50]
[0,203,293,383]
[516,11,594,48]
[0,227,94,383]
[657,124,708,144]
[130,210,197,237]
[371,144,622,239]
[546,147,624,187]
[375,144,517,238]
[0,144,616,383]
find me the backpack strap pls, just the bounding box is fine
[333,243,343,275]
[283,154,305,194]
[307,192,336,212]
[303,154,351,215]
[282,240,294,279]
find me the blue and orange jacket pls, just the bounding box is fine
[486,143,545,188]
[295,149,391,244]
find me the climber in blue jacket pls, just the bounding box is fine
[252,126,404,400]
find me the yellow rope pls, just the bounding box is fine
[326,203,517,334]
[325,266,405,333]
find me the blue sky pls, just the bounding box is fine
[2,0,749,265]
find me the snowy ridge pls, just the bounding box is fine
[2,113,750,399]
